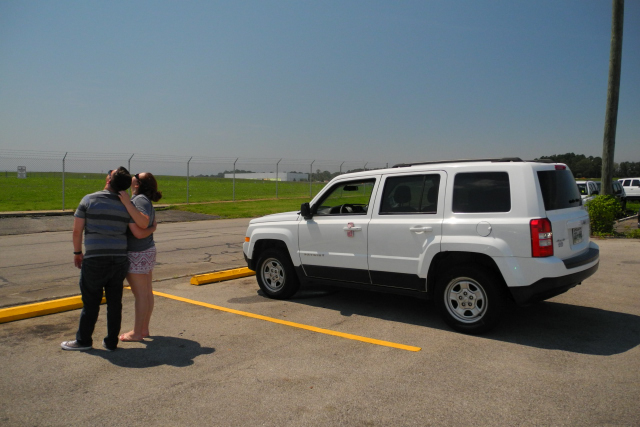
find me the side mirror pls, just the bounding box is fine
[301,203,313,220]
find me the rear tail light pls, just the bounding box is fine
[555,165,566,170]
[530,218,553,257]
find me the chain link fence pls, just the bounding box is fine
[0,150,389,212]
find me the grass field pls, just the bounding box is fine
[1,172,638,225]
[0,172,326,212]
[167,198,309,218]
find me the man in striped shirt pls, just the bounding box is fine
[61,167,133,352]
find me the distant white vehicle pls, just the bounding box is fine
[618,178,640,201]
[576,180,599,202]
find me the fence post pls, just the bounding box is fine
[276,158,282,198]
[309,160,315,197]
[339,161,345,175]
[128,154,135,195]
[233,158,238,201]
[187,157,192,204]
[364,162,368,171]
[62,152,68,211]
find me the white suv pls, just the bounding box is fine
[576,180,599,202]
[618,178,640,201]
[243,158,599,334]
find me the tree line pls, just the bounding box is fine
[536,153,640,178]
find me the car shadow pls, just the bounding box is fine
[277,284,640,356]
[89,335,215,368]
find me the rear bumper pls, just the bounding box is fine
[509,261,599,305]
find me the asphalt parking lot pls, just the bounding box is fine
[1,233,639,426]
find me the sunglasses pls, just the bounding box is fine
[107,170,113,177]
[135,173,140,180]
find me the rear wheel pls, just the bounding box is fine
[256,249,300,299]
[436,266,506,334]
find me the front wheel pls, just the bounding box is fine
[256,249,300,299]
[435,266,506,334]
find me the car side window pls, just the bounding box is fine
[622,180,630,186]
[633,180,640,186]
[452,172,511,213]
[313,179,375,216]
[379,174,440,214]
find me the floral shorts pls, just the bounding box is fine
[127,246,156,274]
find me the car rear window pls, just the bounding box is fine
[537,170,582,210]
[452,172,510,213]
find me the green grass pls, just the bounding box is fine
[625,200,640,213]
[167,198,308,218]
[0,172,326,211]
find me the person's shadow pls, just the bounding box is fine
[89,336,215,368]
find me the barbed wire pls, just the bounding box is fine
[0,149,387,167]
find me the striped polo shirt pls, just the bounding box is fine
[74,190,131,258]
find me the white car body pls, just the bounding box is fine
[243,158,599,333]
[618,178,640,200]
[576,180,599,202]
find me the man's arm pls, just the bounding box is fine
[72,217,85,269]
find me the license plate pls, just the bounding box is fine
[572,227,583,245]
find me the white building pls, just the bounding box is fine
[223,172,309,181]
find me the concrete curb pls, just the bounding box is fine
[0,210,75,218]
[0,204,172,218]
[190,267,255,286]
[0,295,106,324]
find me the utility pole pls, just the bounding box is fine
[601,0,624,196]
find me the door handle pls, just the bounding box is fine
[409,226,433,233]
[343,226,362,231]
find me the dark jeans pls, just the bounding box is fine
[76,256,129,348]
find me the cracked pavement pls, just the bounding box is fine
[0,213,250,307]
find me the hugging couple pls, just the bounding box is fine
[61,166,162,352]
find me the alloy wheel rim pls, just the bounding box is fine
[261,258,285,292]
[444,277,488,323]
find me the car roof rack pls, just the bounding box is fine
[392,157,554,168]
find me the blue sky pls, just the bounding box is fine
[1,0,638,165]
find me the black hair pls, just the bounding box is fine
[110,167,132,192]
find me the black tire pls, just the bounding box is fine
[256,249,300,299]
[435,266,507,334]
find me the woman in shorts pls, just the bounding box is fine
[118,172,162,342]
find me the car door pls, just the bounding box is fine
[367,171,446,291]
[628,179,640,198]
[298,178,378,283]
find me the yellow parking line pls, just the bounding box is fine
[152,290,421,352]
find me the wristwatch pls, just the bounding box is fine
[73,251,82,255]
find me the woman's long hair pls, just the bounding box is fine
[137,173,163,202]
